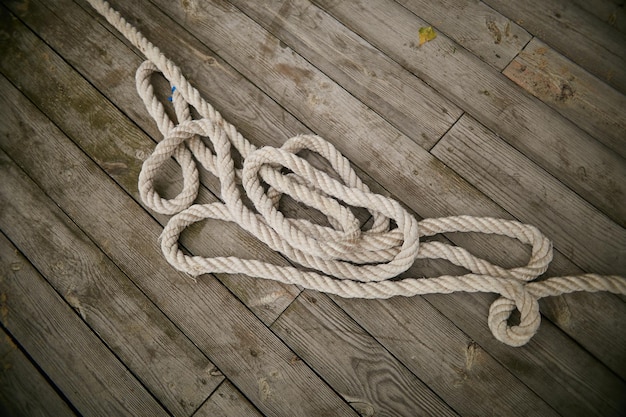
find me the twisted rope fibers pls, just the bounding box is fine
[88,0,626,347]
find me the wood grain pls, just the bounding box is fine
[417,290,626,416]
[0,326,77,417]
[331,295,563,417]
[395,0,532,69]
[504,37,626,158]
[483,0,626,93]
[194,381,263,417]
[0,217,169,417]
[569,0,626,33]
[227,0,462,150]
[271,291,459,417]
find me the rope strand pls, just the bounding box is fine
[87,0,626,347]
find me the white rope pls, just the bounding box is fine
[88,0,626,347]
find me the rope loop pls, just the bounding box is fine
[488,288,541,347]
[88,0,626,347]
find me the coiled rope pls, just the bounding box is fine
[88,0,626,347]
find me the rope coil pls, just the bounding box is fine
[88,0,626,347]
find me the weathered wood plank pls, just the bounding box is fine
[504,37,626,158]
[432,115,626,274]
[1,0,301,326]
[338,296,560,417]
[273,291,463,416]
[0,49,358,417]
[311,0,626,226]
[0,326,77,417]
[0,108,222,415]
[394,0,532,69]
[226,0,462,150]
[271,291,460,416]
[483,0,626,94]
[194,381,263,417]
[570,0,626,33]
[338,292,626,417]
[0,216,169,417]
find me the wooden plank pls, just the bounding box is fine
[271,291,463,416]
[504,37,626,158]
[483,0,626,94]
[569,0,626,33]
[0,221,168,417]
[225,0,463,150]
[287,293,463,415]
[337,292,626,417]
[311,0,626,226]
[0,56,358,417]
[1,0,300,326]
[330,295,561,417]
[0,119,222,416]
[194,381,263,417]
[0,326,77,417]
[394,0,532,70]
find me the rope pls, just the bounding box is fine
[88,0,626,347]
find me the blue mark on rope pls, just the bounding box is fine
[168,86,177,101]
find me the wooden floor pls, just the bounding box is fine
[1,0,625,415]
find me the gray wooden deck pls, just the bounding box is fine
[1,0,625,415]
